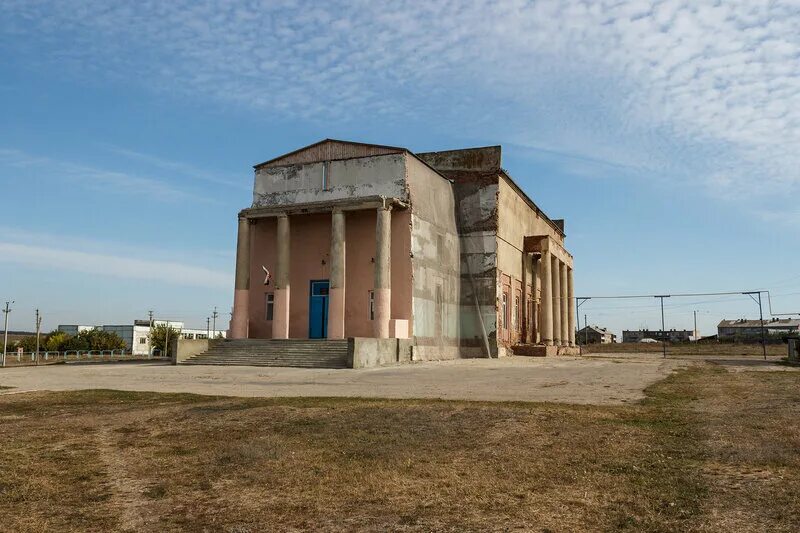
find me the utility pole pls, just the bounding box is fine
[35,309,42,365]
[693,310,697,341]
[148,309,154,358]
[743,291,767,360]
[164,323,170,360]
[2,301,13,368]
[206,317,210,339]
[655,295,670,358]
[211,306,219,339]
[584,313,588,346]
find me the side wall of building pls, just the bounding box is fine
[496,176,569,352]
[416,147,501,358]
[404,154,463,359]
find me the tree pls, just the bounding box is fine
[149,324,181,354]
[17,336,38,352]
[44,330,70,352]
[60,330,126,351]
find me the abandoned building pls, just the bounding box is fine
[227,139,576,362]
[718,318,800,341]
[576,325,617,344]
[622,329,694,343]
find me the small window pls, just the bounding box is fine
[368,290,375,320]
[514,296,520,331]
[265,293,274,321]
[138,337,147,344]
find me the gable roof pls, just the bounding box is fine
[254,139,407,169]
[579,325,612,335]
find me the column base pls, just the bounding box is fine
[230,289,249,339]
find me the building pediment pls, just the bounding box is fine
[254,139,406,169]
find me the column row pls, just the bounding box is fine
[229,206,393,340]
[538,252,576,347]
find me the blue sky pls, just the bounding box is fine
[1,0,799,335]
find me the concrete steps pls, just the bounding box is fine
[182,339,349,368]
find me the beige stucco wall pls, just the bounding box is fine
[253,153,408,207]
[404,154,461,352]
[170,338,211,365]
[495,176,572,348]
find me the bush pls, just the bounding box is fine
[149,324,182,353]
[40,329,126,352]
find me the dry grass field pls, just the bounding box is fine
[1,364,798,532]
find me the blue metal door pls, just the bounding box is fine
[308,280,329,339]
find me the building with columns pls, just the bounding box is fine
[229,139,576,359]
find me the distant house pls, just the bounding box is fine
[576,325,616,344]
[717,318,800,341]
[622,329,693,343]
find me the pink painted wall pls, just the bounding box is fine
[247,209,412,339]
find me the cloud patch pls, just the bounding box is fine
[2,0,799,202]
[0,240,231,289]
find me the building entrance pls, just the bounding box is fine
[308,280,330,338]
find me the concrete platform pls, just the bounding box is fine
[0,355,686,405]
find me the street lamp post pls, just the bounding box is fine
[2,301,13,368]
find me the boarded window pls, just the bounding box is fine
[368,290,375,320]
[265,293,274,321]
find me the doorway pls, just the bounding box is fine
[308,280,329,339]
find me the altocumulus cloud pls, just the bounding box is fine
[2,0,799,201]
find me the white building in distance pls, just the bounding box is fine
[58,320,227,356]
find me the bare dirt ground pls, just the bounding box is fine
[0,355,687,405]
[1,361,798,532]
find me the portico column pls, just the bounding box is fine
[373,205,392,338]
[328,209,346,339]
[568,266,576,347]
[230,216,250,339]
[560,261,569,346]
[272,213,291,339]
[540,251,553,345]
[552,255,562,346]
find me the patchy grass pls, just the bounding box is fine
[0,369,798,531]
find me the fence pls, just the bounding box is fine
[1,350,169,367]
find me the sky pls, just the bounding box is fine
[1,0,799,336]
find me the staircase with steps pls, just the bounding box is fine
[182,339,350,368]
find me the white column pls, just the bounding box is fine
[540,251,553,345]
[552,255,561,346]
[230,216,250,339]
[373,206,392,338]
[568,266,576,347]
[328,209,346,339]
[560,260,569,346]
[272,214,291,339]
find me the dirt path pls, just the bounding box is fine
[93,426,150,532]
